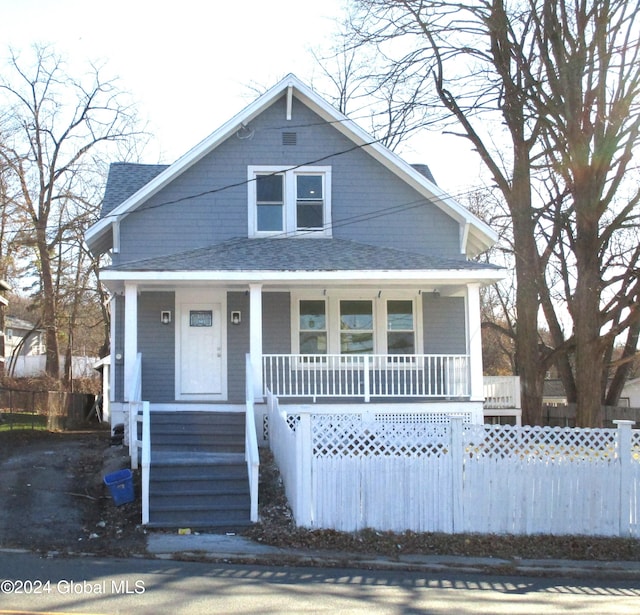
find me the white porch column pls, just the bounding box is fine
[467,283,484,401]
[249,283,263,399]
[123,282,138,401]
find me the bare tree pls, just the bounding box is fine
[0,45,145,381]
[347,0,640,426]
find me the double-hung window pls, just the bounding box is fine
[256,173,284,232]
[249,166,331,236]
[386,300,415,354]
[340,300,374,354]
[299,300,327,354]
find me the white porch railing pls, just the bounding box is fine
[483,376,522,426]
[483,376,521,409]
[263,354,470,402]
[245,354,260,523]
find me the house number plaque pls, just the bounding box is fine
[189,310,213,327]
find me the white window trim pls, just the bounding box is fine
[248,165,332,237]
[291,290,423,355]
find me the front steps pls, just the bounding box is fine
[146,411,251,530]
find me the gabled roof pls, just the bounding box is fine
[101,163,169,218]
[86,74,497,258]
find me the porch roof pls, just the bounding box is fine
[101,237,504,291]
[106,237,501,273]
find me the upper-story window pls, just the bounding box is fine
[248,166,331,237]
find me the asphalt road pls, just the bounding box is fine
[0,550,639,615]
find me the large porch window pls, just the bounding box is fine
[292,293,418,356]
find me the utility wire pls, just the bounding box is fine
[92,116,496,246]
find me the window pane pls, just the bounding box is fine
[297,202,324,229]
[387,300,413,330]
[341,332,374,354]
[340,300,373,331]
[256,174,283,202]
[388,332,414,354]
[189,310,213,327]
[300,300,326,330]
[297,175,323,199]
[300,332,327,354]
[257,204,283,231]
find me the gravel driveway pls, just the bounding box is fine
[0,430,145,555]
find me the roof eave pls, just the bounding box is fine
[99,267,506,294]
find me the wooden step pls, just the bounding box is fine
[146,412,252,530]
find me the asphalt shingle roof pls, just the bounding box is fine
[107,237,497,273]
[101,163,168,217]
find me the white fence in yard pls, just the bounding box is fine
[6,355,99,378]
[267,402,639,537]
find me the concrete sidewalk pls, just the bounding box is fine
[147,533,640,580]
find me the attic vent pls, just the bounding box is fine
[282,132,297,146]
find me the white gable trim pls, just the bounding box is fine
[86,74,497,257]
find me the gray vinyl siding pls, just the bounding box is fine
[422,294,467,354]
[114,94,461,265]
[139,292,175,402]
[226,292,290,401]
[227,291,250,402]
[262,292,291,353]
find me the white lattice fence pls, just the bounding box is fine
[276,414,640,536]
[461,425,623,535]
[311,414,454,531]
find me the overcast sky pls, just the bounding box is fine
[0,0,484,195]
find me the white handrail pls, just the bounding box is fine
[245,354,260,523]
[141,401,150,525]
[128,353,143,469]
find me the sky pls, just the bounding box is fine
[0,0,485,195]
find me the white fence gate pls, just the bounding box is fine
[268,404,639,537]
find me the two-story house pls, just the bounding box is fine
[85,74,503,528]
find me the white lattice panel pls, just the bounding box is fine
[374,411,472,424]
[312,413,450,459]
[633,430,640,459]
[463,424,618,462]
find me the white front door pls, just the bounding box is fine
[176,291,226,401]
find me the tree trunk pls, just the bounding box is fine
[573,209,604,427]
[36,228,60,379]
[509,148,544,425]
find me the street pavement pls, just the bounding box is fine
[1,548,639,615]
[146,532,640,581]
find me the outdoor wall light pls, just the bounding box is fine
[230,310,242,325]
[160,310,172,324]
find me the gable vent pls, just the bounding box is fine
[282,132,297,146]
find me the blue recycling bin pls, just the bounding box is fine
[103,468,134,505]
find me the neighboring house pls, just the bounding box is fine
[85,74,504,528]
[542,379,569,406]
[4,316,46,359]
[619,377,640,407]
[0,280,10,372]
